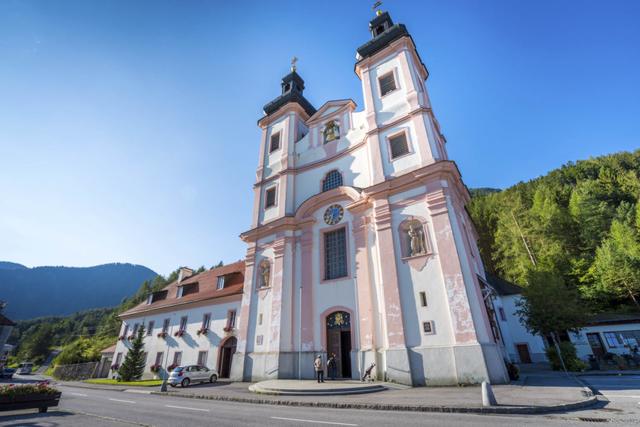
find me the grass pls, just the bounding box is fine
[84,379,164,387]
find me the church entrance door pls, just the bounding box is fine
[218,336,237,378]
[326,311,352,378]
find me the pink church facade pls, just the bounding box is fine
[230,11,509,386]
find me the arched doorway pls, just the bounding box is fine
[218,336,237,378]
[326,311,352,378]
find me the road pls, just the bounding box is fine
[0,374,638,426]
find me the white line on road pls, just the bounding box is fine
[69,392,88,397]
[108,398,136,404]
[271,417,358,426]
[603,394,640,399]
[165,404,210,412]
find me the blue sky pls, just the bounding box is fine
[1,0,639,275]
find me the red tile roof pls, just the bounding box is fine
[0,313,15,327]
[101,344,117,354]
[119,261,245,318]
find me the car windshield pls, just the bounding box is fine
[174,366,185,372]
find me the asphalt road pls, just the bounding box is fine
[0,383,599,427]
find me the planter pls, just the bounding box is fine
[0,392,61,413]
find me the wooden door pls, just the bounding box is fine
[587,333,605,358]
[327,329,341,375]
[516,344,532,364]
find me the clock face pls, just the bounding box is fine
[324,204,344,225]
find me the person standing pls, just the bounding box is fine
[327,353,337,380]
[314,355,324,383]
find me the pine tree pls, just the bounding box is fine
[118,325,146,381]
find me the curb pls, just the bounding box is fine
[149,391,599,415]
[249,384,386,396]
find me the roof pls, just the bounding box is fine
[119,260,245,318]
[586,313,640,326]
[0,313,16,327]
[100,344,116,354]
[356,23,410,60]
[481,273,523,296]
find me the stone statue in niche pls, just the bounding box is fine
[260,260,270,288]
[323,120,339,144]
[407,222,426,256]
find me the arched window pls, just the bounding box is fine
[322,170,343,192]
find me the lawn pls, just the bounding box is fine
[84,379,164,387]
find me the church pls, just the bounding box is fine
[229,10,510,386]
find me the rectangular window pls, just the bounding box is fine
[115,352,123,365]
[162,318,170,333]
[122,324,129,337]
[173,351,182,366]
[155,352,164,366]
[269,132,280,153]
[498,307,507,322]
[256,335,264,345]
[197,351,208,367]
[389,133,409,159]
[379,71,397,96]
[226,310,237,329]
[147,321,154,336]
[265,187,276,208]
[202,313,211,330]
[132,323,139,336]
[419,292,427,307]
[179,316,188,332]
[258,313,263,325]
[423,321,435,335]
[217,276,225,290]
[324,227,348,280]
[603,332,622,348]
[150,290,167,303]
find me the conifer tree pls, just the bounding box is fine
[118,325,146,381]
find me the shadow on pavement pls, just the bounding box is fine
[0,410,74,427]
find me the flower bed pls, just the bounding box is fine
[157,331,168,339]
[0,382,61,413]
[174,330,185,338]
[197,328,208,336]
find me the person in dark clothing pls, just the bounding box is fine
[327,353,337,380]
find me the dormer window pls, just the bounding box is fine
[217,276,226,290]
[322,170,343,192]
[379,71,397,97]
[148,290,168,304]
[269,132,281,153]
[180,282,199,297]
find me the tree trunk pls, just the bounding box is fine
[623,281,640,309]
[551,332,569,375]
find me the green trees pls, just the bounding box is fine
[117,326,146,381]
[469,149,640,314]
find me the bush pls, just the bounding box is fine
[0,382,58,398]
[545,341,587,372]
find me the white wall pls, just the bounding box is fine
[570,323,640,360]
[113,297,241,378]
[496,294,547,363]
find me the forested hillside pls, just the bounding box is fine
[469,150,640,313]
[0,263,158,319]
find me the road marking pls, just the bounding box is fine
[108,398,136,404]
[165,404,210,412]
[603,394,640,399]
[271,417,358,426]
[70,392,88,397]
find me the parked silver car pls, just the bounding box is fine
[168,365,218,387]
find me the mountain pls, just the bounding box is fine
[0,262,27,270]
[468,149,640,312]
[0,263,158,320]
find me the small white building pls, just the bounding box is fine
[0,306,16,368]
[113,262,244,379]
[480,275,548,364]
[569,313,640,361]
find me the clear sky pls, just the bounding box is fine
[1,0,639,275]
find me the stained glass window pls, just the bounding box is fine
[327,311,350,329]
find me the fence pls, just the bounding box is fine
[52,361,100,381]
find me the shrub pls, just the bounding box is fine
[545,341,587,372]
[0,382,58,399]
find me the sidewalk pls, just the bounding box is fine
[58,373,598,414]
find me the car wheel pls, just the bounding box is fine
[181,378,190,388]
[169,384,176,388]
[209,374,218,383]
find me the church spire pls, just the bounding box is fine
[262,61,316,120]
[356,10,409,61]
